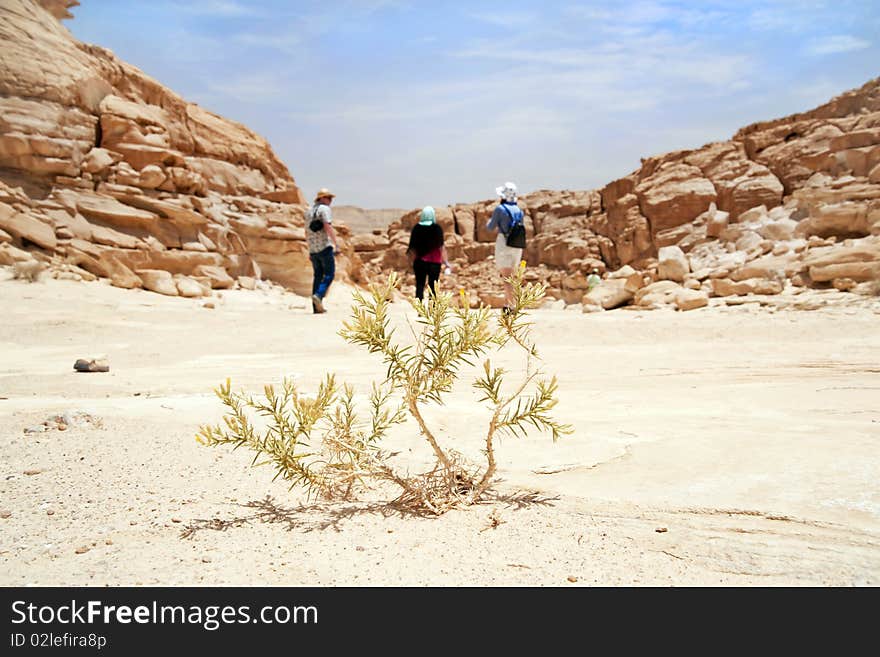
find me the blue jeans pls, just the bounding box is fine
[310,246,335,299]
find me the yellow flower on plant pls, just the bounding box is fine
[519,260,527,270]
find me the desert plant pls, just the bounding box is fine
[197,264,572,514]
[12,259,44,282]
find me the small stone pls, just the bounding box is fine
[23,469,42,476]
[46,510,54,516]
[74,546,90,554]
[23,425,48,434]
[57,424,67,431]
[171,517,182,523]
[201,556,212,563]
[104,539,113,545]
[655,527,668,533]
[0,510,11,519]
[567,576,578,583]
[73,358,110,373]
[355,546,365,552]
[387,529,394,533]
[202,301,215,309]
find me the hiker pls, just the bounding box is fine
[587,268,602,292]
[406,206,451,301]
[306,187,340,314]
[486,181,526,312]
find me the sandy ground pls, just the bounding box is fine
[1,272,879,586]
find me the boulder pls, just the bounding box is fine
[81,148,119,174]
[711,278,783,296]
[0,242,35,265]
[736,205,768,224]
[674,289,709,311]
[706,210,730,238]
[135,269,178,296]
[634,280,681,307]
[735,231,763,253]
[581,278,633,310]
[175,275,208,297]
[350,233,390,252]
[635,162,716,233]
[0,203,57,250]
[758,219,798,241]
[657,245,689,282]
[795,202,871,238]
[809,262,880,282]
[105,256,142,289]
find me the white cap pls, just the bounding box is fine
[495,181,517,202]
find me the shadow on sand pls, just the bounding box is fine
[180,489,559,539]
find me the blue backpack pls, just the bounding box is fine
[501,203,526,248]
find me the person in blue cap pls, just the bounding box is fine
[406,206,451,300]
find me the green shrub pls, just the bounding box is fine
[197,265,571,514]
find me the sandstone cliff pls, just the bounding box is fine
[0,0,362,297]
[1,0,878,310]
[357,78,880,310]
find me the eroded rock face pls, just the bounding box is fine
[2,1,879,309]
[0,0,353,296]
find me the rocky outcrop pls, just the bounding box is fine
[2,1,878,310]
[357,76,880,308]
[0,0,366,296]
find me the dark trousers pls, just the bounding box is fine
[413,259,441,300]
[310,246,335,299]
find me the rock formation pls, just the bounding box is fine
[356,77,880,310]
[0,0,363,296]
[1,1,878,311]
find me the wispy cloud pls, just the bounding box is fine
[207,72,291,103]
[806,34,871,55]
[178,0,261,17]
[232,31,302,55]
[466,9,540,29]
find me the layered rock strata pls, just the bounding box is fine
[0,0,364,296]
[356,77,880,309]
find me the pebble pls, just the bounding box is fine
[24,426,48,434]
[171,518,182,523]
[655,527,668,533]
[46,510,54,516]
[74,546,90,554]
[23,469,42,476]
[201,556,212,563]
[567,576,578,583]
[0,510,11,519]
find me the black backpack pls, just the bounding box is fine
[308,206,324,232]
[502,204,526,248]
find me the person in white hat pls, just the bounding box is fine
[305,187,340,313]
[486,181,525,312]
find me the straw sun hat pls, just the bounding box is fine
[314,187,336,202]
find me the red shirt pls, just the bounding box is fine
[420,246,444,263]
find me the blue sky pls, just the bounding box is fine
[68,1,879,208]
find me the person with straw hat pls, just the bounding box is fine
[406,206,451,301]
[305,187,340,314]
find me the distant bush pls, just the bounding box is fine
[12,260,44,282]
[197,265,571,514]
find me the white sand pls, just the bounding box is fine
[1,274,878,586]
